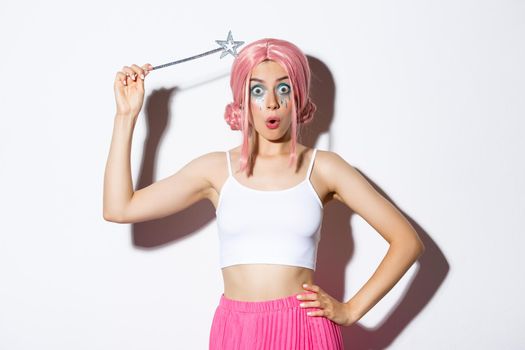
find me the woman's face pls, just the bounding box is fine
[248,60,293,140]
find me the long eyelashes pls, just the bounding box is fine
[250,83,291,110]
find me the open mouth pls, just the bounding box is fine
[266,117,281,129]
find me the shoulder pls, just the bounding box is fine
[315,149,352,170]
[181,151,228,199]
[183,151,224,167]
[315,149,357,192]
[179,151,226,184]
[202,150,227,162]
[191,151,227,173]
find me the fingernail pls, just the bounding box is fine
[123,80,127,85]
[303,284,308,288]
[296,295,302,299]
[140,74,145,79]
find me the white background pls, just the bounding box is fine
[1,0,523,349]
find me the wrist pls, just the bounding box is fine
[115,112,137,120]
[344,301,362,326]
[114,113,137,125]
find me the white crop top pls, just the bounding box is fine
[215,148,324,270]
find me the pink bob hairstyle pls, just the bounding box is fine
[223,38,316,176]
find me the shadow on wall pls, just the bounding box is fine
[131,85,216,248]
[307,56,449,349]
[129,56,448,349]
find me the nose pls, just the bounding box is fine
[266,91,279,110]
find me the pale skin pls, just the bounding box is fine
[104,60,425,328]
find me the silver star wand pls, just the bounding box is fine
[151,31,244,70]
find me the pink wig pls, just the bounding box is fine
[224,38,316,176]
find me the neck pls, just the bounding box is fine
[254,129,294,157]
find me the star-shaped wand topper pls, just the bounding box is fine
[215,30,245,59]
[151,31,245,70]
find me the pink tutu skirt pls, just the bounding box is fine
[209,292,344,349]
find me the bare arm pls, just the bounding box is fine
[321,151,425,323]
[103,62,212,223]
[102,114,136,221]
[104,151,213,223]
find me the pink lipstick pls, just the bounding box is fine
[265,116,281,129]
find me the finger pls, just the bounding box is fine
[131,64,146,80]
[303,284,320,293]
[140,64,149,77]
[142,63,153,75]
[297,291,317,301]
[115,71,128,86]
[141,64,152,78]
[299,300,321,309]
[306,309,324,317]
[121,66,137,81]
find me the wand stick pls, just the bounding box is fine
[151,31,244,71]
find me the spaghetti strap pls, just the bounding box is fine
[225,151,233,177]
[306,148,318,180]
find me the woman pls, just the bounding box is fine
[104,38,425,349]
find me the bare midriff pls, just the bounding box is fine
[221,264,315,302]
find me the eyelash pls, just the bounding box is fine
[251,83,291,97]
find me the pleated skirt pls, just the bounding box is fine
[209,292,344,349]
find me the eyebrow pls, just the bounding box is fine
[250,76,289,83]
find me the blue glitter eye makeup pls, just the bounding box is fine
[277,83,291,95]
[250,85,266,110]
[250,81,291,110]
[251,85,265,97]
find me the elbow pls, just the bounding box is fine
[415,242,425,259]
[407,230,426,258]
[411,238,425,260]
[103,210,125,223]
[391,236,425,259]
[406,242,425,261]
[103,211,117,222]
[414,233,426,256]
